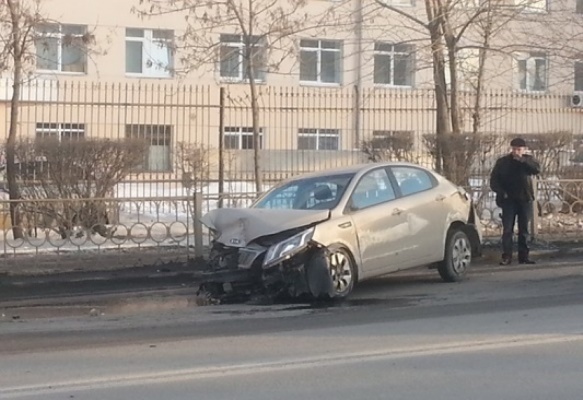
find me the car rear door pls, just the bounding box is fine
[388,166,448,265]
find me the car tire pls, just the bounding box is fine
[437,229,472,282]
[327,245,357,298]
[306,245,357,299]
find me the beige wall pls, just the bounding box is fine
[6,0,577,92]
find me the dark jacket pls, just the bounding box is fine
[490,154,540,205]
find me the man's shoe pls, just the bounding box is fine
[499,258,512,266]
[519,259,536,265]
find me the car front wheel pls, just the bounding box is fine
[438,229,472,282]
[306,245,356,299]
[328,246,356,298]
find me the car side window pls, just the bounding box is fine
[350,168,396,210]
[391,167,435,196]
[305,183,339,210]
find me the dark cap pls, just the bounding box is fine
[510,137,527,147]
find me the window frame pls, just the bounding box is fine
[35,23,88,74]
[515,0,548,13]
[223,126,264,150]
[219,34,266,83]
[383,0,415,6]
[125,28,174,78]
[297,128,340,151]
[299,39,343,86]
[514,52,549,93]
[125,124,173,172]
[373,42,415,88]
[35,123,86,142]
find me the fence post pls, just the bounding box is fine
[218,87,225,209]
[193,191,204,260]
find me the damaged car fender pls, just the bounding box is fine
[310,217,362,281]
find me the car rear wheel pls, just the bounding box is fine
[438,229,471,282]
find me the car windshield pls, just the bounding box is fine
[253,173,355,210]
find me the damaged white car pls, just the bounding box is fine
[198,162,482,303]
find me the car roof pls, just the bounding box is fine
[282,161,428,183]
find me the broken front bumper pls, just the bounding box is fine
[198,242,328,301]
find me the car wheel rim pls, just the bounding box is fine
[452,236,471,274]
[329,250,353,295]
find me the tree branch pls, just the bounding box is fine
[373,0,428,29]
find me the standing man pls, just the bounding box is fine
[490,137,541,265]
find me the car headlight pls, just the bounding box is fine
[263,227,315,268]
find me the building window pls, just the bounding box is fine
[516,0,548,12]
[453,0,483,8]
[373,43,414,87]
[514,52,548,92]
[299,40,342,84]
[35,123,86,141]
[125,125,172,172]
[384,0,414,5]
[577,0,583,13]
[126,28,174,78]
[224,127,263,150]
[219,34,266,82]
[298,128,340,150]
[35,24,87,73]
[575,61,583,91]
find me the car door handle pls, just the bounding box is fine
[435,194,446,202]
[338,222,352,229]
[392,208,404,216]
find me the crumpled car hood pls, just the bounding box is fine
[200,208,330,247]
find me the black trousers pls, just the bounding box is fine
[501,200,533,261]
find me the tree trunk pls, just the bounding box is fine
[425,0,451,176]
[472,7,492,137]
[7,0,24,239]
[444,35,463,185]
[245,6,263,195]
[249,77,263,194]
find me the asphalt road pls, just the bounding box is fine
[1,257,582,399]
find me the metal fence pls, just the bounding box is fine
[1,80,582,268]
[2,80,582,186]
[1,179,582,269]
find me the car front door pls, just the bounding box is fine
[347,167,413,277]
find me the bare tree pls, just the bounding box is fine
[369,0,567,185]
[0,0,96,238]
[136,0,334,194]
[0,0,42,238]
